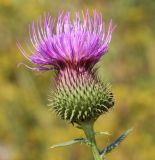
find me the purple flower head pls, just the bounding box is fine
[17,10,113,71]
[17,10,115,124]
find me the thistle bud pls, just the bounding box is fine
[50,67,114,124]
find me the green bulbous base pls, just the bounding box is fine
[49,67,114,124]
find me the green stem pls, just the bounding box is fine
[81,122,103,160]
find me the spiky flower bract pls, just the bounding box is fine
[50,68,114,124]
[17,10,114,125]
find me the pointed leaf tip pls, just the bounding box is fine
[49,137,88,149]
[100,128,133,157]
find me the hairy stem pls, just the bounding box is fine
[81,122,103,160]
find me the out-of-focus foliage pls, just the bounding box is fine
[0,0,155,160]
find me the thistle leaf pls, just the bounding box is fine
[100,128,133,157]
[49,137,88,149]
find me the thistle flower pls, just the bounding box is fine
[17,11,114,125]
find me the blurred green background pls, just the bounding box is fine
[0,0,155,160]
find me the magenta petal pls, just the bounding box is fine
[17,11,113,71]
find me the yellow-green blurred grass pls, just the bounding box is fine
[0,0,155,160]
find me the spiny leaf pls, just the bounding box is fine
[100,128,133,157]
[49,137,88,149]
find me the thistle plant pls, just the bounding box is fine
[18,10,132,160]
